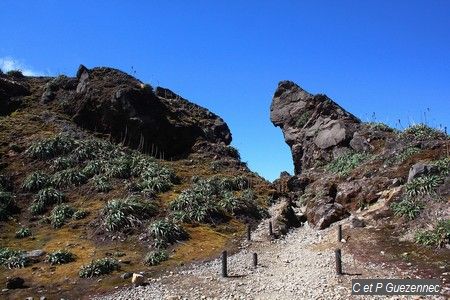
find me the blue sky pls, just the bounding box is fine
[1,1,449,181]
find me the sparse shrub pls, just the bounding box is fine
[22,171,50,192]
[326,152,369,176]
[52,156,77,171]
[72,210,88,220]
[50,204,75,228]
[92,175,111,192]
[79,258,119,278]
[25,134,76,160]
[101,197,157,232]
[391,197,424,220]
[47,250,75,265]
[144,250,168,266]
[0,191,16,221]
[405,175,442,198]
[415,219,450,248]
[367,122,395,132]
[402,123,447,140]
[148,219,188,248]
[0,248,29,269]
[390,147,421,164]
[51,168,87,188]
[15,227,31,238]
[30,188,65,215]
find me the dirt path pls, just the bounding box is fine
[94,219,447,300]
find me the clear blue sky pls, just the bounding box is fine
[1,1,449,181]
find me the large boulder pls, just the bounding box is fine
[270,81,361,174]
[269,198,302,236]
[58,65,232,158]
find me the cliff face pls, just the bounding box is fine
[14,65,232,158]
[270,81,361,174]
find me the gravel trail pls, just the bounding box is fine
[95,220,446,300]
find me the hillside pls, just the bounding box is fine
[0,66,272,299]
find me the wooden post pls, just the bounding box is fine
[269,221,273,236]
[246,224,251,241]
[335,249,342,275]
[222,251,227,277]
[253,253,258,268]
[337,224,342,242]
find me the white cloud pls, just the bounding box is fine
[0,56,42,76]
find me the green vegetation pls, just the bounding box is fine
[30,188,65,215]
[367,122,395,132]
[79,257,119,278]
[148,219,188,248]
[101,197,157,232]
[0,191,16,221]
[326,152,369,176]
[22,171,51,192]
[402,123,447,140]
[144,249,169,266]
[92,175,111,192]
[415,219,450,248]
[25,134,76,160]
[0,248,29,269]
[72,210,89,220]
[391,198,424,220]
[15,227,31,238]
[170,176,263,223]
[50,204,75,228]
[405,175,442,198]
[51,168,87,188]
[389,147,421,165]
[52,156,77,171]
[47,250,76,265]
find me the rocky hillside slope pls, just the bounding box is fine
[0,67,272,299]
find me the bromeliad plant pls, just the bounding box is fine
[101,197,157,232]
[148,218,188,248]
[79,257,119,278]
[51,168,87,188]
[25,134,76,160]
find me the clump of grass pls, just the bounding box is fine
[22,171,50,192]
[391,197,424,220]
[30,188,65,215]
[79,258,119,278]
[0,191,17,221]
[432,157,450,178]
[101,197,157,232]
[25,134,76,160]
[105,156,132,179]
[51,156,77,171]
[50,204,75,228]
[91,175,111,192]
[367,122,395,132]
[326,152,369,176]
[389,147,421,165]
[83,160,107,177]
[402,123,447,140]
[0,248,29,269]
[148,219,188,248]
[405,175,442,198]
[51,168,87,188]
[47,250,76,265]
[15,227,31,238]
[144,250,168,266]
[415,219,450,248]
[72,210,89,220]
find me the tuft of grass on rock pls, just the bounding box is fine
[326,152,369,176]
[79,257,119,278]
[402,123,447,140]
[391,197,424,220]
[405,175,442,198]
[415,219,450,248]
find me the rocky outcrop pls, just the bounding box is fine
[270,81,360,174]
[0,76,30,115]
[43,65,232,158]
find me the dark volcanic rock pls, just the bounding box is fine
[0,76,30,115]
[270,81,360,174]
[6,277,25,289]
[57,66,231,158]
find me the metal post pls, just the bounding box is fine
[337,224,342,242]
[269,221,273,236]
[253,253,258,268]
[222,251,227,277]
[335,249,342,275]
[246,224,251,241]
